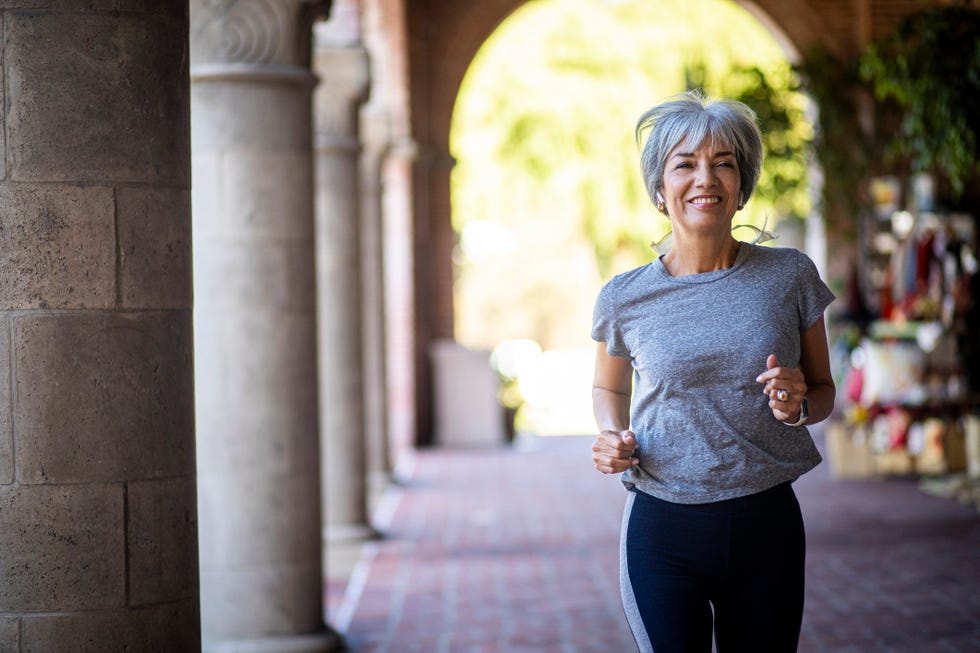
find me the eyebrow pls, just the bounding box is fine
[671,150,735,159]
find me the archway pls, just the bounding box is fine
[448,0,815,435]
[404,0,852,444]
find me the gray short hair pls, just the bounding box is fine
[636,90,763,211]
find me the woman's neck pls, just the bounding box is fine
[662,236,741,277]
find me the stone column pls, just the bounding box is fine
[190,1,340,651]
[312,24,376,542]
[360,102,395,498]
[383,137,421,468]
[0,4,199,651]
[410,144,456,446]
[359,0,419,469]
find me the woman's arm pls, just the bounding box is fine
[797,314,836,424]
[757,315,836,425]
[592,342,639,473]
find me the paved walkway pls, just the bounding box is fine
[327,430,980,653]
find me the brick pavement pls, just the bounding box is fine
[328,431,980,653]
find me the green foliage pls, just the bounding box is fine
[700,64,813,224]
[860,5,980,197]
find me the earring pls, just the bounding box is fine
[656,193,666,214]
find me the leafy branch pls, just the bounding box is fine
[860,5,980,197]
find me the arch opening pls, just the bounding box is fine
[449,0,817,435]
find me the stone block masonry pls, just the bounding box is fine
[0,2,199,651]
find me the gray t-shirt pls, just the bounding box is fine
[591,243,835,504]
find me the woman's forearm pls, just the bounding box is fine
[593,386,631,432]
[798,315,836,425]
[804,381,835,425]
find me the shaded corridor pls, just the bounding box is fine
[328,430,980,652]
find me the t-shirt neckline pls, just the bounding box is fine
[653,241,752,284]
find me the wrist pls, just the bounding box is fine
[785,397,809,427]
[599,425,629,434]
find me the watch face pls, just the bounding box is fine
[800,397,809,418]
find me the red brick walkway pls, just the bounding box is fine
[328,431,980,652]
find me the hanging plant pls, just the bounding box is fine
[860,5,980,197]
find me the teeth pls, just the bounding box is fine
[691,197,720,205]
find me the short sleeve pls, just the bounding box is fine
[794,250,835,331]
[591,282,631,359]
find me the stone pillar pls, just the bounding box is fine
[360,102,395,498]
[190,1,340,651]
[0,4,199,651]
[410,145,456,446]
[359,0,401,495]
[312,24,376,542]
[383,137,420,467]
[359,0,419,468]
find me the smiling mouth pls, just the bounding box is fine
[689,196,721,206]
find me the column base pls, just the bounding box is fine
[368,470,393,510]
[324,522,380,543]
[204,629,343,653]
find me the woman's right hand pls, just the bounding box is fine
[592,429,639,474]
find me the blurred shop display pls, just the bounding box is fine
[828,174,980,506]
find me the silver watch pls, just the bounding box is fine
[787,397,809,427]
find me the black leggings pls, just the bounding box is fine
[620,483,805,653]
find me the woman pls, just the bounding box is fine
[591,91,835,653]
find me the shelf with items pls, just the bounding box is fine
[827,174,980,480]
[828,322,975,478]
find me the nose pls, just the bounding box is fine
[695,164,717,188]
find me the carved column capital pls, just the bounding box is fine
[191,0,331,67]
[313,40,369,150]
[314,41,370,102]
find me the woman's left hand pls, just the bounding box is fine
[756,354,807,423]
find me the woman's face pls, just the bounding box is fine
[660,137,741,236]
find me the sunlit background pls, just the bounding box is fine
[450,0,815,435]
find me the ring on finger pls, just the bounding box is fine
[776,389,789,402]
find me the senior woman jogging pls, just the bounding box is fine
[591,90,836,653]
